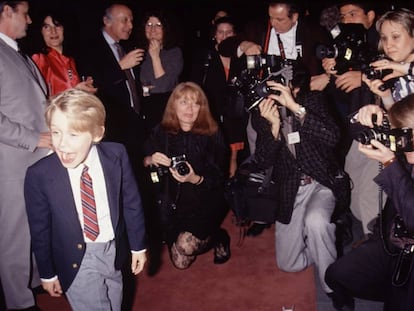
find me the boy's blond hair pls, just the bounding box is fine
[45,89,106,141]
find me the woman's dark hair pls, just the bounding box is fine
[31,10,77,57]
[337,1,376,14]
[137,9,182,50]
[213,16,237,34]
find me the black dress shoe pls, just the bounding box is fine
[9,306,43,311]
[214,229,231,264]
[327,292,355,311]
[246,223,271,237]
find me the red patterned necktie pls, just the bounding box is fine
[80,165,99,241]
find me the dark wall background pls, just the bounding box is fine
[22,0,412,80]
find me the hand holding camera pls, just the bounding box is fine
[258,98,281,139]
[368,58,411,80]
[265,80,297,111]
[148,153,193,184]
[358,138,396,165]
[354,104,385,128]
[352,105,413,153]
[169,156,199,184]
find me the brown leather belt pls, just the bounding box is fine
[299,174,313,186]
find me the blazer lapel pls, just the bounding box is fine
[0,39,47,96]
[97,144,121,227]
[48,155,84,236]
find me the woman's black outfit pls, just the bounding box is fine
[191,47,249,163]
[144,125,228,247]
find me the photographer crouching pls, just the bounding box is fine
[143,82,230,269]
[251,72,350,307]
[325,93,414,310]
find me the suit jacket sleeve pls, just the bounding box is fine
[118,144,146,251]
[25,165,56,279]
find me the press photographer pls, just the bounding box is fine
[326,93,414,311]
[317,22,374,75]
[143,82,231,269]
[321,2,384,247]
[362,8,414,110]
[250,69,350,308]
[354,113,413,153]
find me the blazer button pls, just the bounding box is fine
[77,244,83,250]
[72,263,78,269]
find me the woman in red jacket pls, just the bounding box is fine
[32,11,96,96]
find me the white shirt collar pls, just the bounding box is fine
[0,32,18,51]
[277,21,298,41]
[68,145,99,173]
[102,29,116,46]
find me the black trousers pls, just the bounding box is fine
[325,236,414,310]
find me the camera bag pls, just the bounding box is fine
[224,157,278,230]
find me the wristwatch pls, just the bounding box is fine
[294,105,306,119]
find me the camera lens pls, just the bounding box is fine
[356,129,377,145]
[176,162,190,176]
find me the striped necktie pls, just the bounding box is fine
[80,165,99,241]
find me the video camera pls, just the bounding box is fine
[230,55,300,111]
[150,154,190,183]
[355,114,413,153]
[316,23,375,75]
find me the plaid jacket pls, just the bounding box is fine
[253,91,348,224]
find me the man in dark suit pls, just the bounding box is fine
[80,2,145,178]
[0,1,51,309]
[252,78,351,310]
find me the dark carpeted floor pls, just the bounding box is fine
[36,212,316,311]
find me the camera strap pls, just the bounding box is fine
[276,34,286,60]
[202,51,212,86]
[279,106,296,158]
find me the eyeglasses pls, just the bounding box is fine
[146,22,162,29]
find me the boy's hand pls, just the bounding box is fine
[131,251,147,275]
[42,279,63,297]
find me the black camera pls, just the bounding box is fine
[361,55,396,92]
[246,54,281,71]
[355,115,413,153]
[150,154,190,183]
[171,155,190,176]
[363,66,393,81]
[230,57,295,111]
[316,23,374,74]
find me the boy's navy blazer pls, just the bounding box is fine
[24,142,146,291]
